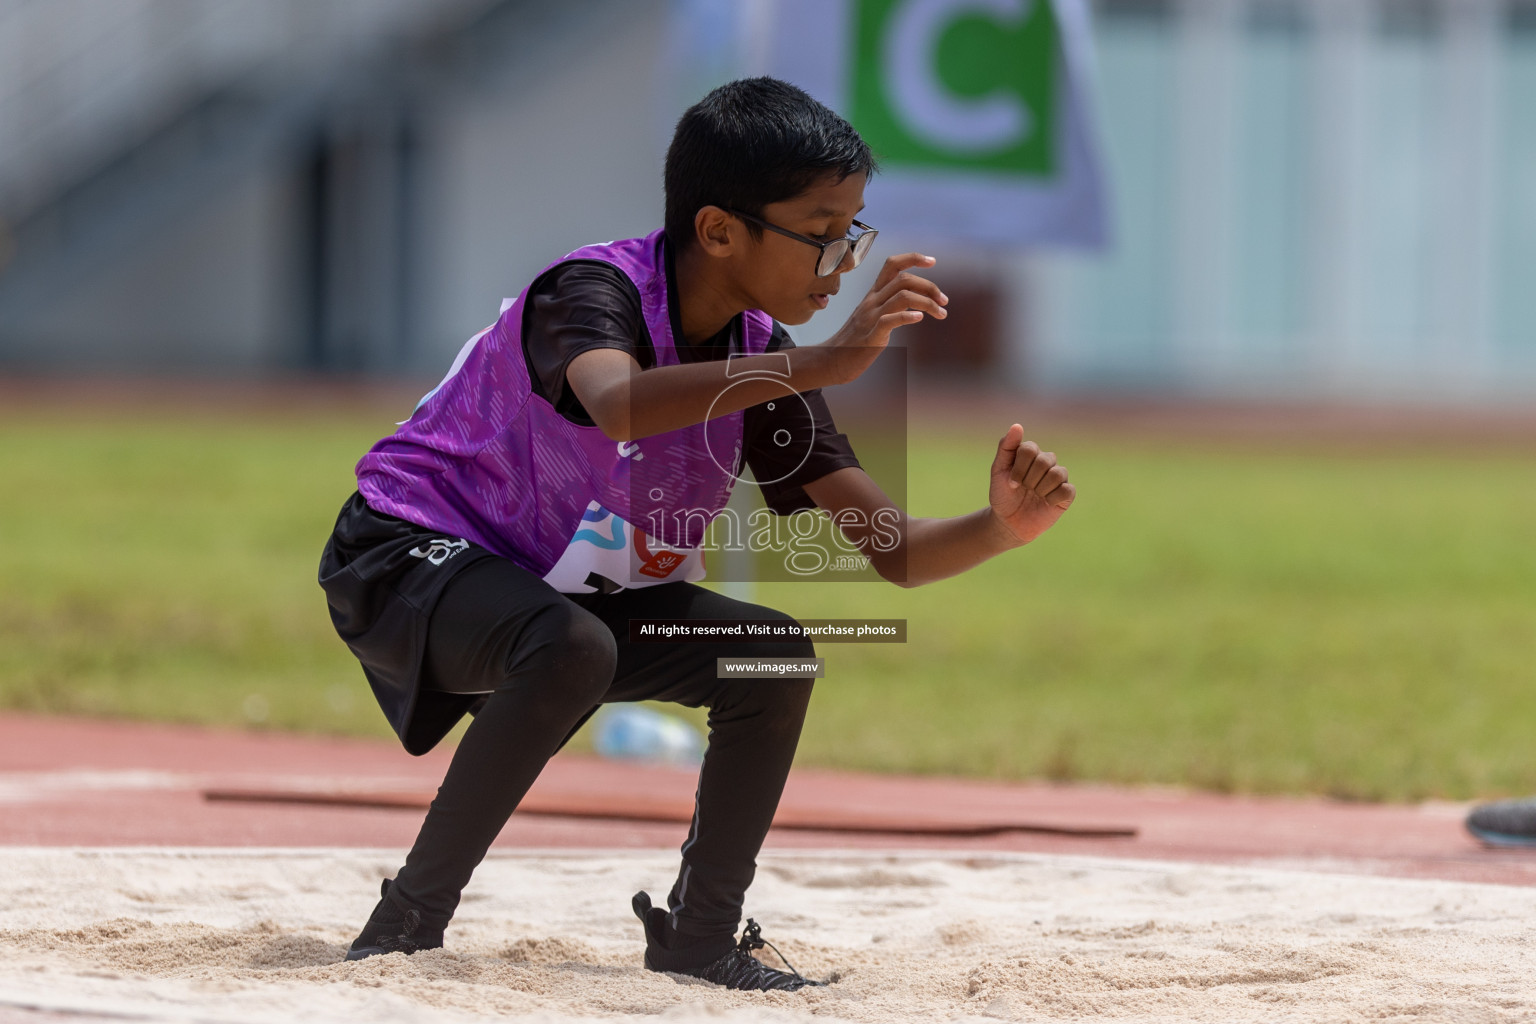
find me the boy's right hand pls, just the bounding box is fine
[818,253,948,386]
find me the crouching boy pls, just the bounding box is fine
[319,76,1074,991]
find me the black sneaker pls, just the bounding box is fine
[632,890,823,992]
[345,878,446,961]
[1466,798,1536,848]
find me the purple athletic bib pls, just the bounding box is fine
[355,230,776,593]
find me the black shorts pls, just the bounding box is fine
[318,492,814,755]
[318,492,500,753]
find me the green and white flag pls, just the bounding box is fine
[674,0,1109,249]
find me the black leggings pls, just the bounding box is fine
[390,555,816,941]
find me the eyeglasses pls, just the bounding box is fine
[726,209,878,278]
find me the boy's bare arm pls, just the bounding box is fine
[566,253,946,442]
[802,425,1075,588]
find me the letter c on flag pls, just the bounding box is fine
[883,0,1034,156]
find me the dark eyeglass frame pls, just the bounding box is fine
[726,208,879,278]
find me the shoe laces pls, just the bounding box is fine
[733,918,821,988]
[373,886,425,954]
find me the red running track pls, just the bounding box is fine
[1,712,1531,886]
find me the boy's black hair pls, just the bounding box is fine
[665,77,876,251]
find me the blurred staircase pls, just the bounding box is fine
[0,0,526,369]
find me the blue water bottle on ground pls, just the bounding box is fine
[593,705,705,766]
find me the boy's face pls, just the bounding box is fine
[733,171,867,326]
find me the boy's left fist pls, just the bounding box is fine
[989,423,1075,546]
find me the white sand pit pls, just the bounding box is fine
[0,848,1532,1023]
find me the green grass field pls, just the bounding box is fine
[3,401,1533,802]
